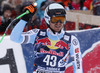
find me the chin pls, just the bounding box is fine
[55,30,61,32]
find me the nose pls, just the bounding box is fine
[56,20,62,23]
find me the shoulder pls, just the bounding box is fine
[37,29,47,36]
[65,31,79,43]
[63,31,72,42]
[22,29,40,35]
[71,35,80,46]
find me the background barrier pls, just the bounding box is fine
[1,28,100,73]
[66,28,100,73]
[0,36,27,73]
[66,10,100,30]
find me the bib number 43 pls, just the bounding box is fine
[43,55,57,67]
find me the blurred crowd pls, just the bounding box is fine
[0,0,100,35]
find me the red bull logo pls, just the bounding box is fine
[36,37,69,50]
[54,40,69,50]
[36,38,51,46]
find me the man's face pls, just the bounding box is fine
[49,21,64,32]
[4,10,12,20]
[49,16,65,32]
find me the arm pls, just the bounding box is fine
[10,4,37,44]
[10,19,26,43]
[10,19,39,44]
[69,35,83,73]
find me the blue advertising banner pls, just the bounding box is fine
[21,28,100,73]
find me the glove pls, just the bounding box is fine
[21,4,37,22]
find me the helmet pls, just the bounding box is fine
[44,3,66,25]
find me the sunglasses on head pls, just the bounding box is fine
[50,16,65,24]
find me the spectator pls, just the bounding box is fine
[0,4,12,34]
[79,0,99,29]
[93,1,100,15]
[91,1,100,28]
[36,0,46,21]
[84,0,93,10]
[64,0,91,30]
[1,0,17,19]
[67,0,87,10]
[53,0,71,10]
[92,0,96,5]
[14,5,22,17]
[1,0,13,8]
[0,0,3,15]
[79,0,100,29]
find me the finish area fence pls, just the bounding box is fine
[66,10,100,30]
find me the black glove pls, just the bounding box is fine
[21,4,37,22]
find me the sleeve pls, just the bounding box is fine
[69,35,83,73]
[10,19,39,44]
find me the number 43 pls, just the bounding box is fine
[43,55,57,67]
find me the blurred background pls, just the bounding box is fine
[0,0,100,35]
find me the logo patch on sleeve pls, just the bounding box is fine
[40,31,46,36]
[64,35,70,41]
[72,39,78,46]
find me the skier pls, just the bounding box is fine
[10,3,83,73]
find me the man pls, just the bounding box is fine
[0,4,12,34]
[10,3,83,73]
[93,1,100,15]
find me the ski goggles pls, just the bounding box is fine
[50,16,65,24]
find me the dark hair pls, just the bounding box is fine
[40,1,46,8]
[80,0,84,10]
[58,2,65,7]
[2,4,12,14]
[69,0,84,10]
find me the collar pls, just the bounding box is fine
[46,28,65,40]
